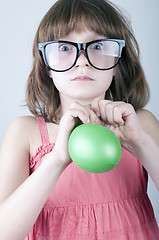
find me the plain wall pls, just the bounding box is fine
[0,0,158,225]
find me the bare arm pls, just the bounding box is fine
[0,153,66,239]
[131,110,159,190]
[0,117,68,239]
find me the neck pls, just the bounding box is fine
[58,93,105,117]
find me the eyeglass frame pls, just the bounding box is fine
[38,38,125,72]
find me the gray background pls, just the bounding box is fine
[0,0,158,225]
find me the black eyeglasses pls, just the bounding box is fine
[38,39,125,72]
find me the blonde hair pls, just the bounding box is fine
[26,0,150,122]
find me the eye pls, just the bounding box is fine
[59,43,72,51]
[91,42,103,50]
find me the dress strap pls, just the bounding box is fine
[36,116,50,145]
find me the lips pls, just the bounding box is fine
[72,76,94,81]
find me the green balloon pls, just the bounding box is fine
[68,124,122,173]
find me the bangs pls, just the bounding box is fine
[38,0,125,43]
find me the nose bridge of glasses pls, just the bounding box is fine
[76,43,88,61]
[77,43,87,51]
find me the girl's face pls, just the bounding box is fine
[49,29,115,104]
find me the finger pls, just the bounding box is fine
[70,101,102,124]
[115,103,135,123]
[69,102,90,123]
[105,101,134,126]
[98,100,112,124]
[60,109,89,133]
[99,100,126,126]
[68,109,90,124]
[89,108,102,124]
[69,102,89,115]
[105,101,125,125]
[113,105,124,125]
[91,98,101,117]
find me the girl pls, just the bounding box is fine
[0,0,159,239]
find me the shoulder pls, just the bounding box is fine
[3,116,39,154]
[9,115,37,128]
[137,109,159,144]
[137,109,158,126]
[7,116,37,140]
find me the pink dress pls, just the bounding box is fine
[25,117,159,239]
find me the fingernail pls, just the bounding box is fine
[83,116,90,123]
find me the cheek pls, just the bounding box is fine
[52,79,64,92]
[49,72,64,89]
[50,73,73,96]
[99,70,114,87]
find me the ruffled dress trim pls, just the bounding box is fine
[30,143,55,169]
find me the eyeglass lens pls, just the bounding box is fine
[45,40,120,71]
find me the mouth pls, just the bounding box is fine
[72,76,94,81]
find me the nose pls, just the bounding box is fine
[75,50,90,68]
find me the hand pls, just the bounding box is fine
[91,99,144,152]
[46,102,100,168]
